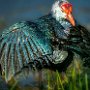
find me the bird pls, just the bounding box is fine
[0,0,90,82]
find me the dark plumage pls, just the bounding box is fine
[0,0,90,82]
[0,14,71,81]
[67,25,90,67]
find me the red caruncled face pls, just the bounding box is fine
[60,3,75,26]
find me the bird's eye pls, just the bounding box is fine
[61,9,64,12]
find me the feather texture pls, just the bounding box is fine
[0,20,54,81]
[0,14,90,82]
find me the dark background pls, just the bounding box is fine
[0,0,90,31]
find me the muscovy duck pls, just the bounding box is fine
[0,0,90,82]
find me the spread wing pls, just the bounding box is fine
[0,21,53,81]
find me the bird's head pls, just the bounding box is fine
[51,0,75,26]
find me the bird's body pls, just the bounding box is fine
[0,14,72,81]
[0,0,90,82]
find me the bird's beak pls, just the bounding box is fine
[67,13,75,26]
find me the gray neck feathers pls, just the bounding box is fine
[51,1,71,29]
[60,19,72,29]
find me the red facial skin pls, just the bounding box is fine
[60,3,75,26]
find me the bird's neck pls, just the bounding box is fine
[52,14,72,29]
[60,19,72,29]
[51,1,72,29]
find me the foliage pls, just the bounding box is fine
[47,59,90,90]
[7,59,90,90]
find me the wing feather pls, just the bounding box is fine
[4,43,10,80]
[0,21,53,81]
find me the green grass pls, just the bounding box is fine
[7,59,90,90]
[46,60,90,90]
